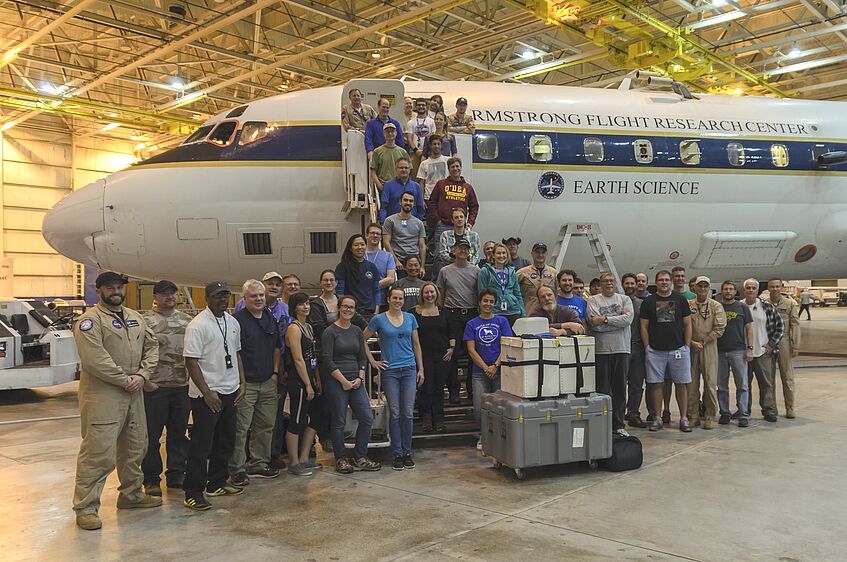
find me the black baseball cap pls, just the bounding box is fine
[532,241,548,251]
[456,97,468,105]
[205,281,230,297]
[452,238,471,248]
[95,271,128,288]
[153,280,178,294]
[502,236,521,245]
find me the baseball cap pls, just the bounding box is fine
[532,241,548,251]
[456,97,468,105]
[383,122,397,130]
[502,236,521,245]
[204,281,230,297]
[262,271,283,282]
[452,238,471,248]
[95,271,128,288]
[153,280,178,294]
[694,275,711,285]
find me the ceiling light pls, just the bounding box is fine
[134,142,147,151]
[713,0,727,6]
[130,134,144,141]
[732,87,743,95]
[100,123,121,132]
[278,82,288,90]
[371,51,381,59]
[38,82,58,94]
[170,79,185,90]
[520,50,534,59]
[191,113,203,120]
[788,47,802,58]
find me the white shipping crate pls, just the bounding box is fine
[500,336,560,398]
[557,336,596,395]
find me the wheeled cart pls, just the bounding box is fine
[480,391,612,480]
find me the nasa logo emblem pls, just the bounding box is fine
[112,319,124,329]
[365,271,373,280]
[537,171,564,200]
[79,319,93,332]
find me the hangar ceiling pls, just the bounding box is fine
[1,0,845,149]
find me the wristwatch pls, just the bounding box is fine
[746,346,753,350]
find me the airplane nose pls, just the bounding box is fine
[42,180,105,268]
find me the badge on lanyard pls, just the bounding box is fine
[310,357,317,370]
[501,300,508,312]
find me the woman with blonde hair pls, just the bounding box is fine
[412,281,453,432]
[476,243,525,327]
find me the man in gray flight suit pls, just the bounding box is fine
[72,271,160,530]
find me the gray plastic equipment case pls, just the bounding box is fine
[480,390,612,480]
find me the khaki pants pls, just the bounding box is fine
[748,353,777,417]
[688,343,718,422]
[73,391,147,514]
[229,378,278,474]
[774,344,796,413]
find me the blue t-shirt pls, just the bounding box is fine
[463,315,513,374]
[557,294,587,320]
[366,250,397,306]
[367,312,418,369]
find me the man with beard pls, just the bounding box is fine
[383,191,427,280]
[73,272,161,530]
[530,286,585,336]
[622,273,648,428]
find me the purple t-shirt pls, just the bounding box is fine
[463,315,513,374]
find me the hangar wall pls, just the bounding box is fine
[0,115,136,299]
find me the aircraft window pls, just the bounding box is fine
[529,135,553,162]
[771,144,789,167]
[679,139,701,165]
[633,139,653,164]
[583,137,604,162]
[227,105,249,118]
[727,142,746,166]
[207,121,238,147]
[182,125,213,145]
[476,133,498,160]
[239,122,269,146]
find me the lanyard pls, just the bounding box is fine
[214,314,229,355]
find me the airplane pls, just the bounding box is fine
[42,77,847,291]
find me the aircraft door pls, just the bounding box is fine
[342,79,406,125]
[454,134,473,185]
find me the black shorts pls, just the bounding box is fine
[287,383,325,434]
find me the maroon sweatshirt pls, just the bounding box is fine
[426,175,480,226]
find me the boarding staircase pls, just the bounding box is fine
[342,129,380,226]
[550,223,622,291]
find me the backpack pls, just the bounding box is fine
[599,434,643,472]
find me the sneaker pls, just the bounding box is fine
[649,419,663,432]
[247,466,280,479]
[615,428,631,437]
[76,512,102,530]
[718,414,731,425]
[335,458,354,474]
[703,418,714,430]
[166,475,184,489]
[321,439,334,453]
[403,454,416,469]
[287,463,314,476]
[738,418,750,428]
[646,413,655,422]
[351,456,381,471]
[627,416,648,429]
[690,417,701,428]
[184,495,212,511]
[302,460,323,471]
[116,493,163,509]
[730,410,740,420]
[476,438,483,451]
[393,455,405,470]
[143,482,162,497]
[229,472,250,486]
[765,414,778,423]
[662,411,671,424]
[786,409,796,419]
[206,484,244,496]
[680,419,692,433]
[270,454,287,470]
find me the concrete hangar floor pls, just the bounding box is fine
[1,309,846,561]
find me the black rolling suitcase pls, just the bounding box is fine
[599,434,642,472]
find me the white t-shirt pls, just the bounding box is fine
[406,116,436,151]
[745,300,768,358]
[417,155,449,199]
[183,308,242,398]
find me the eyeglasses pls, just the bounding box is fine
[340,304,355,311]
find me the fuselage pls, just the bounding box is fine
[42,79,847,289]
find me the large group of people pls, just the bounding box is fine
[69,96,802,530]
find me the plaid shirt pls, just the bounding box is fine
[757,298,785,352]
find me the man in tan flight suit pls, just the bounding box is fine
[762,278,800,418]
[72,271,160,530]
[687,276,726,429]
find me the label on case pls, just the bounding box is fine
[573,427,585,448]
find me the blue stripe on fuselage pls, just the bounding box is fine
[134,124,846,172]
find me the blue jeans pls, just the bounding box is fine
[383,366,417,455]
[472,370,501,423]
[717,350,750,419]
[324,376,373,460]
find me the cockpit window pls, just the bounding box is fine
[207,121,238,147]
[182,125,213,145]
[239,122,270,146]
